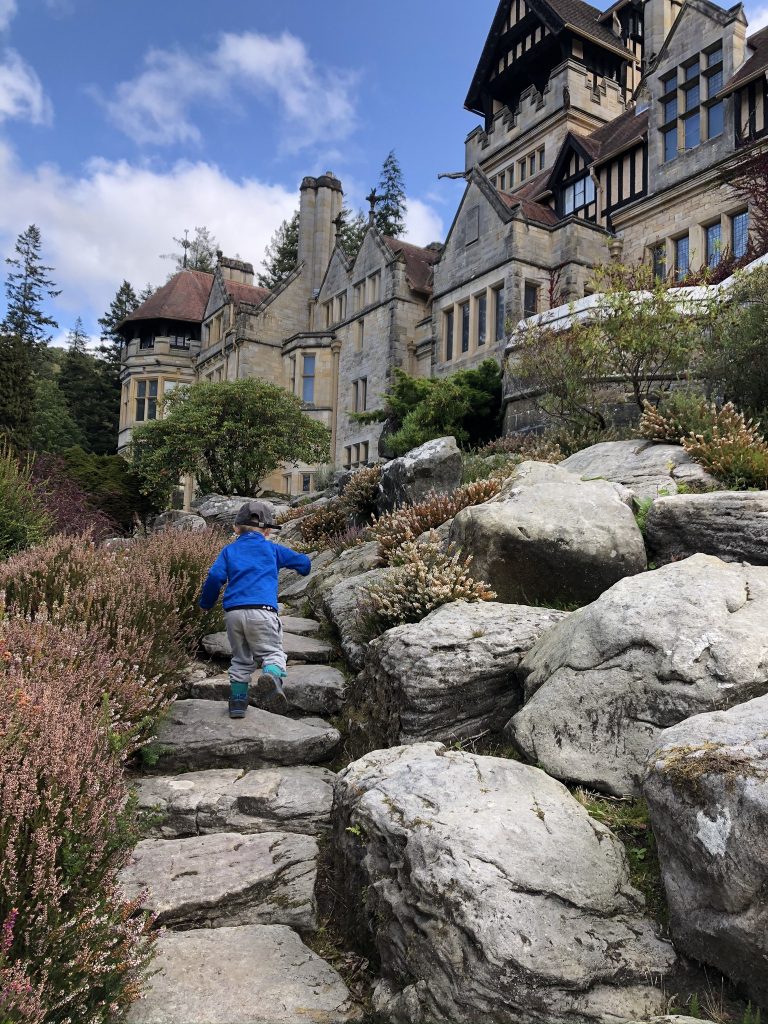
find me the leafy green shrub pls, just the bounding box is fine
[682,405,768,489]
[0,445,51,560]
[59,446,157,530]
[356,533,496,641]
[372,480,502,564]
[639,391,719,444]
[0,616,155,1022]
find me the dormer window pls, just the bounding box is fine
[562,174,596,216]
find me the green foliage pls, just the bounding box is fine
[168,225,218,273]
[0,331,35,446]
[338,207,368,261]
[371,360,502,455]
[98,279,139,374]
[59,323,120,455]
[59,446,157,530]
[0,445,51,560]
[574,791,667,928]
[356,533,496,642]
[30,375,86,453]
[634,496,654,535]
[640,390,719,444]
[258,210,300,289]
[2,224,60,349]
[130,378,331,502]
[375,150,407,239]
[704,263,768,420]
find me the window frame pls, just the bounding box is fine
[444,307,454,362]
[301,353,316,405]
[460,301,470,354]
[523,281,540,319]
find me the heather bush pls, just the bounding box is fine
[356,533,496,641]
[475,434,564,462]
[298,499,348,547]
[372,479,502,564]
[0,445,51,560]
[341,464,381,524]
[682,406,768,489]
[639,392,720,444]
[0,617,155,1022]
[329,525,369,555]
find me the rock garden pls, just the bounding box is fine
[2,411,767,1024]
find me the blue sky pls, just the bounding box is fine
[1,0,766,343]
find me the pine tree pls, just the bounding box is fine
[375,151,408,239]
[3,224,60,349]
[166,226,219,273]
[67,317,89,353]
[257,211,300,289]
[0,331,34,446]
[60,321,118,455]
[338,207,368,262]
[30,376,86,453]
[98,280,139,379]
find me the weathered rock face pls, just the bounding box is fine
[179,666,346,716]
[305,541,384,612]
[194,494,289,527]
[279,549,336,602]
[644,695,768,1007]
[449,461,646,607]
[333,743,676,1024]
[152,510,208,532]
[135,766,336,838]
[120,831,317,933]
[509,555,768,796]
[202,630,334,665]
[358,601,569,746]
[376,436,462,514]
[151,700,340,772]
[645,490,768,565]
[560,439,716,500]
[320,567,395,671]
[126,924,362,1024]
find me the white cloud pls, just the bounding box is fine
[0,142,297,324]
[747,2,768,30]
[0,49,51,124]
[0,0,16,32]
[101,31,357,155]
[404,198,445,247]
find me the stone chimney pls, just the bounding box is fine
[298,173,344,295]
[643,0,682,64]
[218,256,255,285]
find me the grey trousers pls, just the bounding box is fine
[224,608,287,683]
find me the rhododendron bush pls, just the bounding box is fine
[0,527,226,1019]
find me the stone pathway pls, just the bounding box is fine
[126,620,362,1024]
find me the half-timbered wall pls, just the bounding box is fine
[595,144,648,227]
[735,78,768,144]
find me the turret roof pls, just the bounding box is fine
[122,269,213,325]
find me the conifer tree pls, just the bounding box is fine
[375,151,408,239]
[338,207,368,262]
[60,319,117,455]
[138,283,156,303]
[257,211,300,289]
[98,280,139,381]
[172,226,219,272]
[3,224,60,349]
[30,376,86,453]
[0,331,34,446]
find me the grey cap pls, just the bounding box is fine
[234,500,281,530]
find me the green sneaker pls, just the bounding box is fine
[228,678,249,719]
[253,665,289,715]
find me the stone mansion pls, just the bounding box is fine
[118,0,767,493]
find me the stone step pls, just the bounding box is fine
[279,615,321,636]
[135,767,336,839]
[126,924,362,1023]
[120,832,317,934]
[202,630,335,664]
[178,665,346,716]
[149,700,340,772]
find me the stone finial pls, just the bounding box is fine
[333,212,345,241]
[609,237,624,263]
[366,188,382,225]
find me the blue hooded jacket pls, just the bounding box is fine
[198,532,311,611]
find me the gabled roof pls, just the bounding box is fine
[721,25,768,95]
[122,269,213,325]
[383,237,441,294]
[466,0,634,113]
[497,170,560,225]
[223,279,271,307]
[584,105,649,165]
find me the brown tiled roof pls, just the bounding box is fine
[584,106,648,164]
[497,171,560,225]
[123,269,213,324]
[223,279,271,307]
[384,237,441,294]
[546,0,632,53]
[721,26,768,95]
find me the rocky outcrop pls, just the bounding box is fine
[152,510,207,532]
[644,695,768,1007]
[376,436,462,514]
[202,630,334,665]
[135,766,336,838]
[320,567,395,670]
[333,743,676,1024]
[150,700,340,772]
[194,494,288,527]
[125,924,362,1023]
[560,439,717,500]
[645,490,768,565]
[120,831,318,933]
[509,555,768,796]
[279,549,336,602]
[449,461,646,606]
[305,541,384,610]
[179,665,346,716]
[357,601,569,746]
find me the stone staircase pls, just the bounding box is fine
[125,617,362,1024]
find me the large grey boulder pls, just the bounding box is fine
[305,541,384,611]
[320,567,395,670]
[509,555,768,796]
[450,460,646,607]
[560,439,716,500]
[645,490,768,565]
[644,695,768,1007]
[126,924,362,1023]
[152,509,208,532]
[279,549,336,602]
[120,831,317,933]
[135,766,336,838]
[376,436,462,514]
[202,630,334,664]
[333,743,676,1024]
[150,700,340,771]
[195,494,290,527]
[357,600,569,746]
